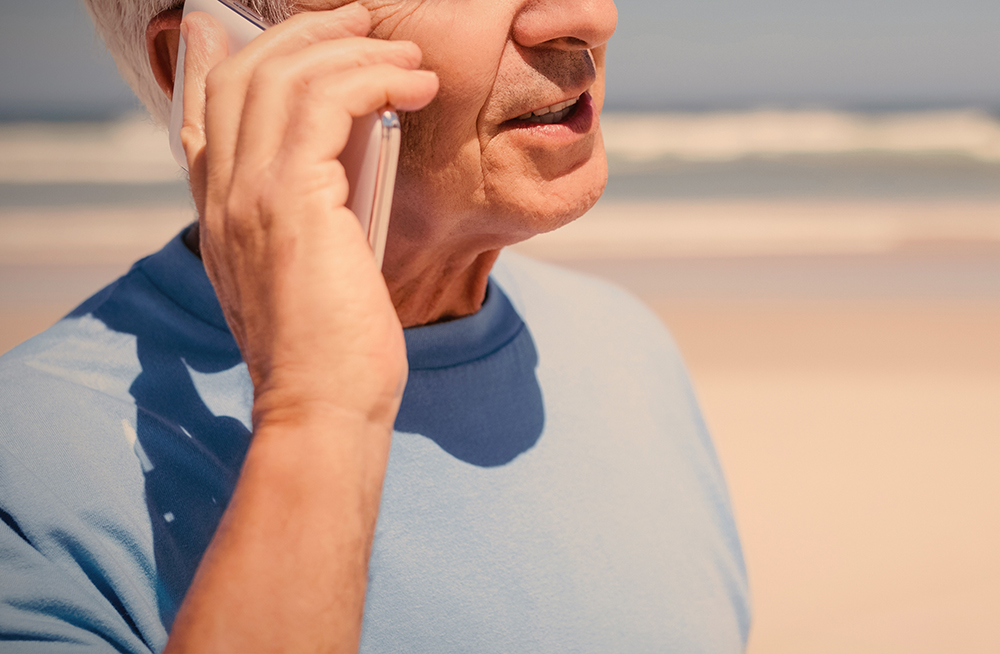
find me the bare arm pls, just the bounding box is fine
[162,6,438,652]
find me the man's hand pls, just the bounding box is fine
[181,4,436,431]
[164,6,438,652]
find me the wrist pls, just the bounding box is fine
[251,377,404,435]
[247,401,395,509]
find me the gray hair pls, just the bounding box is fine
[81,0,293,125]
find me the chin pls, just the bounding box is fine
[492,144,609,240]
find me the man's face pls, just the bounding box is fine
[299,0,617,251]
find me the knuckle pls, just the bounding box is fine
[255,184,284,222]
[178,124,202,149]
[326,159,348,188]
[204,66,227,98]
[225,180,258,221]
[232,170,284,228]
[331,5,371,31]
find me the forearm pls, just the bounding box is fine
[164,409,393,653]
[160,10,425,650]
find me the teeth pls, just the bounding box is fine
[516,97,579,122]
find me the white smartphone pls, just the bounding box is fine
[168,0,401,268]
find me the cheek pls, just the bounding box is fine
[373,1,508,142]
[380,6,511,217]
[392,88,489,233]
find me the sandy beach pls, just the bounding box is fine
[674,301,1000,653]
[2,112,999,651]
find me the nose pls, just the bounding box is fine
[511,0,618,51]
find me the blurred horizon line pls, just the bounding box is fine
[2,101,1000,124]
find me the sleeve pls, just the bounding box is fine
[0,509,152,654]
[0,349,166,653]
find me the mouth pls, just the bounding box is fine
[500,92,594,135]
[514,96,581,124]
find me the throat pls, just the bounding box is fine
[386,250,500,328]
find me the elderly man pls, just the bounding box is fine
[0,0,749,651]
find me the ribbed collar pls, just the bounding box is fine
[136,230,525,371]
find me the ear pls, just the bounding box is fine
[146,8,184,101]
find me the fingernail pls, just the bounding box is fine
[180,22,189,44]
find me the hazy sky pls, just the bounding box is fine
[1,0,998,118]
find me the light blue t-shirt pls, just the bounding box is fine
[0,231,750,652]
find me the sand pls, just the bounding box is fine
[652,299,1000,654]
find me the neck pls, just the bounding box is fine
[385,247,499,327]
[182,222,498,329]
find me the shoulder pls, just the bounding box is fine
[492,249,684,369]
[0,272,144,411]
[494,249,653,315]
[0,268,151,502]
[490,250,714,455]
[0,258,181,533]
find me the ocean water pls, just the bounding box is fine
[603,110,1000,200]
[604,153,1000,201]
[1,110,999,207]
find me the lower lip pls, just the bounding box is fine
[500,92,596,144]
